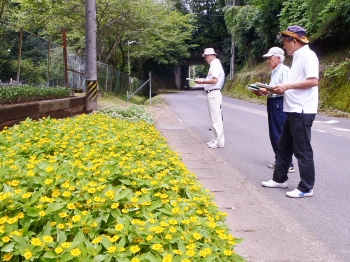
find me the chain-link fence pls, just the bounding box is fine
[0,20,145,95]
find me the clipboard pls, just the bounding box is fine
[255,82,275,90]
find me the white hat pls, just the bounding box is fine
[202,48,217,57]
[262,47,284,58]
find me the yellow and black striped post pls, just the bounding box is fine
[85,80,98,111]
[87,80,98,101]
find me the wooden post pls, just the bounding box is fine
[62,29,68,88]
[16,28,23,84]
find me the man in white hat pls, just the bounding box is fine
[254,47,294,173]
[195,47,225,148]
[261,25,319,198]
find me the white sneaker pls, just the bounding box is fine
[268,163,275,169]
[208,142,224,149]
[206,139,215,145]
[261,179,288,188]
[288,166,295,173]
[286,189,313,198]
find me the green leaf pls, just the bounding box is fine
[94,255,106,262]
[60,253,74,262]
[45,202,64,214]
[1,242,15,252]
[101,235,112,249]
[24,207,39,217]
[43,250,56,259]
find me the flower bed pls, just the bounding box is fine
[0,107,243,261]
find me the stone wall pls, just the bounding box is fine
[0,96,89,131]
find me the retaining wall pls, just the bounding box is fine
[0,96,90,131]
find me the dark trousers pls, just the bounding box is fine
[267,97,293,167]
[273,113,316,192]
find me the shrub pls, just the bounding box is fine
[0,113,243,261]
[0,85,70,104]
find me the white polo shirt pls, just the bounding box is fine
[284,45,319,113]
[204,58,225,91]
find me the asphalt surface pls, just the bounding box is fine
[148,92,342,262]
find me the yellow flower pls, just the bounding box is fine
[8,180,20,187]
[67,203,75,210]
[23,250,32,260]
[2,252,13,261]
[10,230,23,236]
[45,179,53,185]
[91,222,98,227]
[165,234,172,240]
[224,249,234,255]
[7,217,18,224]
[131,197,138,203]
[151,243,164,252]
[59,212,68,218]
[71,248,81,257]
[61,242,72,248]
[92,236,102,244]
[45,165,54,172]
[192,232,202,240]
[43,235,54,243]
[131,258,140,262]
[21,192,32,199]
[186,249,196,257]
[2,236,11,243]
[111,203,119,209]
[30,237,44,246]
[172,207,180,214]
[63,191,72,197]
[115,224,124,231]
[173,249,183,255]
[55,247,63,254]
[39,211,46,217]
[199,248,212,257]
[162,254,173,262]
[105,190,115,199]
[72,215,81,222]
[146,235,153,241]
[58,223,65,229]
[130,245,140,253]
[107,246,117,253]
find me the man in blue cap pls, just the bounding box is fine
[261,25,319,198]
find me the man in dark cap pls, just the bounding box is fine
[261,25,319,198]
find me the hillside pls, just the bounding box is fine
[224,45,350,118]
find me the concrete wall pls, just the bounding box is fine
[0,96,89,131]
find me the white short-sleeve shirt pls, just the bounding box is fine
[204,58,225,91]
[284,45,319,113]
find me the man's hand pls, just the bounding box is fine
[194,78,204,84]
[258,88,269,95]
[271,84,288,94]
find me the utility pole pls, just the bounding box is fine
[85,0,98,111]
[230,0,237,79]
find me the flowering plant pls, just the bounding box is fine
[0,109,243,261]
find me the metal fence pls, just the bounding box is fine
[0,20,145,95]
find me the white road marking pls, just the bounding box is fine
[313,129,326,133]
[314,120,339,124]
[333,128,350,132]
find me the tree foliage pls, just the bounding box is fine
[224,0,350,69]
[6,0,195,77]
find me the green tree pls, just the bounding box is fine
[9,0,195,78]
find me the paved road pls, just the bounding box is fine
[160,89,350,261]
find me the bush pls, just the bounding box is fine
[0,112,243,261]
[0,85,71,104]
